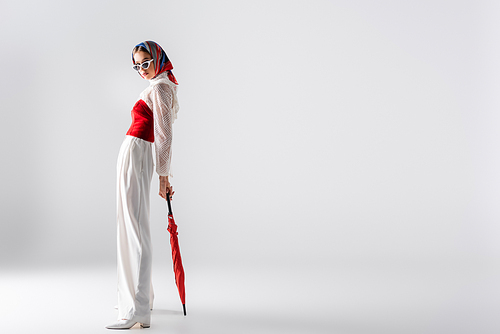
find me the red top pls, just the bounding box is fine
[126,99,154,143]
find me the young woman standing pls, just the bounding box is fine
[106,40,179,330]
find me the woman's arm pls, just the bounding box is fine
[151,83,174,199]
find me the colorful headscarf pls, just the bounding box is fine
[132,40,178,84]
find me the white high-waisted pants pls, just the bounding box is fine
[116,135,154,323]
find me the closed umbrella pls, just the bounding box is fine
[166,194,186,316]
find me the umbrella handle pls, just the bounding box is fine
[166,191,173,215]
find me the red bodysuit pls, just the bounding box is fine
[126,99,154,143]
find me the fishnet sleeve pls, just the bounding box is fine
[151,83,174,177]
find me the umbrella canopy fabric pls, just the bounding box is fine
[166,195,186,316]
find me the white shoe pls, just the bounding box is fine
[105,318,150,329]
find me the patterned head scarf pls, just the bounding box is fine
[132,40,178,84]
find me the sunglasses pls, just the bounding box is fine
[132,59,154,72]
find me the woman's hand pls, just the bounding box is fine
[159,176,174,200]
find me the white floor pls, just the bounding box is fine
[1,259,500,334]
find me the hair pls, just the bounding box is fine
[132,46,151,62]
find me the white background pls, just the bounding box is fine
[1,1,500,333]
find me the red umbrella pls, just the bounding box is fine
[166,194,186,316]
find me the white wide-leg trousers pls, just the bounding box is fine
[116,135,154,323]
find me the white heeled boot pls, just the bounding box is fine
[105,318,150,329]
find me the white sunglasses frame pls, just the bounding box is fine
[132,59,154,72]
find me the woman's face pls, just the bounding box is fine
[133,51,155,80]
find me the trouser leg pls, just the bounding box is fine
[116,137,153,323]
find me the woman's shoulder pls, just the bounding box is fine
[152,82,178,101]
[152,79,176,90]
[151,73,177,88]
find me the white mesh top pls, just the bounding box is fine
[139,72,179,177]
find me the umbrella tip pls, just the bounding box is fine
[183,304,186,316]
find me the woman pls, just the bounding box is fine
[106,40,179,330]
